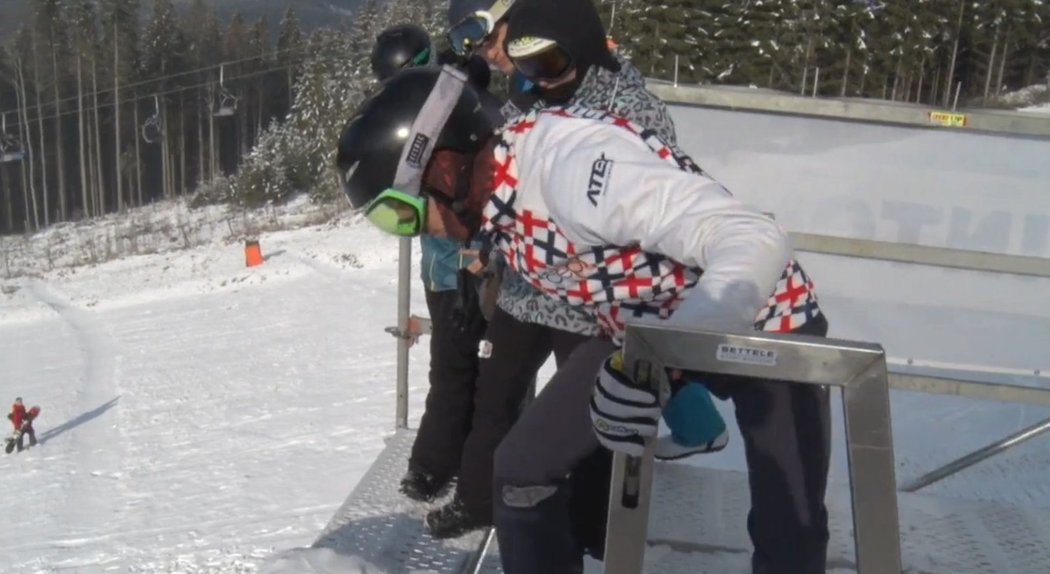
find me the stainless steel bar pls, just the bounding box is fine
[888,372,1050,407]
[620,323,885,386]
[602,357,661,574]
[900,415,1050,493]
[464,527,496,574]
[395,237,412,429]
[606,323,903,574]
[842,359,904,573]
[789,232,1050,278]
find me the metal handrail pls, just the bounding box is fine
[889,364,1050,492]
[888,371,1050,407]
[395,237,412,429]
[900,416,1050,492]
[606,324,903,574]
[789,232,1050,279]
[392,309,1050,494]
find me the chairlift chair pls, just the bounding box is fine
[142,95,163,144]
[0,114,24,163]
[215,92,239,117]
[0,138,23,163]
[214,64,239,117]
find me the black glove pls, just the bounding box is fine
[462,54,491,90]
[451,268,487,336]
[437,50,491,91]
[436,47,465,67]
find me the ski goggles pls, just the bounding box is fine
[508,41,574,82]
[447,11,497,56]
[363,188,427,237]
[407,47,432,68]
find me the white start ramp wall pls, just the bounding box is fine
[666,104,1050,377]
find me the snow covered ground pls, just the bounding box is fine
[1000,83,1050,113]
[0,209,449,572]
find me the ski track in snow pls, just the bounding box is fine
[1,225,445,572]
[25,281,125,561]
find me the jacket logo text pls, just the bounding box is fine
[587,153,613,207]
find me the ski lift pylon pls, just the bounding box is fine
[142,94,163,144]
[214,64,239,117]
[0,112,25,163]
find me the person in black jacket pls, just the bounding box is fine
[368,23,506,508]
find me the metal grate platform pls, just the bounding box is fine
[477,462,1050,574]
[315,431,1050,573]
[643,462,1050,574]
[312,429,490,573]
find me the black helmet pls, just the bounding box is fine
[370,24,433,81]
[336,66,495,210]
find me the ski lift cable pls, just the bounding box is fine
[1,61,304,128]
[0,43,316,120]
[0,43,314,118]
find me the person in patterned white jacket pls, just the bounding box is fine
[336,66,832,574]
[437,0,730,540]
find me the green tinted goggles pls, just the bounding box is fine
[364,188,427,237]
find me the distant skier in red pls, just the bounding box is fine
[6,397,38,453]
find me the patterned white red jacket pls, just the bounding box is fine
[480,106,822,341]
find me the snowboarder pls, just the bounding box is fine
[335,66,832,573]
[368,23,510,515]
[6,397,38,453]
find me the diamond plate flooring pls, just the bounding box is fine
[317,430,1050,573]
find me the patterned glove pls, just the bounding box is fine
[589,352,661,457]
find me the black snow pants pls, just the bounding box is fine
[454,307,593,523]
[408,289,484,481]
[18,425,36,450]
[409,290,594,527]
[492,314,833,574]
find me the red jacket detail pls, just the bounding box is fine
[10,403,26,430]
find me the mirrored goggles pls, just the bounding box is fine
[447,11,496,56]
[511,43,574,82]
[363,188,427,237]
